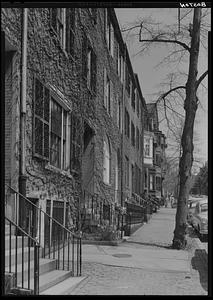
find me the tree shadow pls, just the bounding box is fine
[191,249,208,292]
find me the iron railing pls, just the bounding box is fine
[5,185,82,278]
[5,216,40,295]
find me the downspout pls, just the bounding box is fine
[19,8,28,231]
[120,44,126,238]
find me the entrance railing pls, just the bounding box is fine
[5,185,82,278]
[5,216,40,295]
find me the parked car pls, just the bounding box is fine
[187,196,206,224]
[190,198,208,238]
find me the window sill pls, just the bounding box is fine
[102,105,113,118]
[49,26,77,64]
[45,164,73,179]
[102,181,111,187]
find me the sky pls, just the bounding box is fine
[115,7,209,169]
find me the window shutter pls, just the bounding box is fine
[50,8,57,32]
[82,33,88,79]
[91,50,97,93]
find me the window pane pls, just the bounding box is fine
[51,98,62,137]
[50,133,61,168]
[44,123,49,159]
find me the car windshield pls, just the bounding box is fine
[200,203,208,212]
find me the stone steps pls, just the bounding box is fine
[5,227,82,295]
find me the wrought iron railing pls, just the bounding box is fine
[5,216,40,295]
[5,185,82,278]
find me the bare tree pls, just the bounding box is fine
[120,7,209,249]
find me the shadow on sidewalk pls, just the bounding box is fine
[124,240,172,249]
[191,249,208,292]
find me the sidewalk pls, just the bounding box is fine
[68,207,208,295]
[80,208,193,273]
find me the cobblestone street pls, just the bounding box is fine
[69,261,207,295]
[67,208,208,295]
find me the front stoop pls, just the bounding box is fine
[40,276,87,295]
[5,231,82,295]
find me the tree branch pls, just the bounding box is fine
[196,70,208,90]
[139,37,191,52]
[156,86,186,104]
[121,24,141,32]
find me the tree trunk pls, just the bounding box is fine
[172,8,201,249]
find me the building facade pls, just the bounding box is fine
[3,7,167,242]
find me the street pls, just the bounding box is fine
[66,208,208,295]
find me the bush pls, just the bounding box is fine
[99,225,121,241]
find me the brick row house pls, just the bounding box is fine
[2,7,167,246]
[143,103,167,207]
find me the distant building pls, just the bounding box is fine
[144,103,167,201]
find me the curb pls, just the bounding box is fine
[81,238,124,246]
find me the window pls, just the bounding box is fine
[155,154,161,167]
[136,91,140,117]
[131,121,135,147]
[136,127,140,150]
[144,171,148,189]
[34,79,50,160]
[131,164,135,193]
[103,204,110,220]
[50,99,62,168]
[88,8,97,24]
[145,144,150,156]
[150,174,154,190]
[156,176,161,191]
[34,78,72,171]
[51,8,66,48]
[82,35,97,93]
[125,156,129,187]
[125,65,131,95]
[116,41,119,75]
[104,69,113,115]
[103,136,111,184]
[116,95,121,130]
[50,98,71,170]
[51,8,75,54]
[65,8,75,56]
[119,53,124,82]
[105,9,114,57]
[124,109,130,138]
[131,84,135,110]
[71,113,81,171]
[134,164,140,195]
